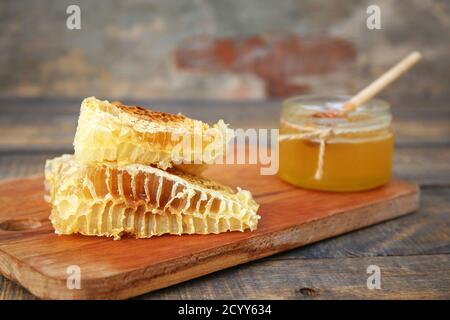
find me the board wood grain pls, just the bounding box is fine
[0,163,419,299]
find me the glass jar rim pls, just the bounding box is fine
[283,94,390,114]
[281,94,391,131]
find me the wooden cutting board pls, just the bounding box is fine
[0,163,419,299]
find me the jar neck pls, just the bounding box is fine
[281,95,392,132]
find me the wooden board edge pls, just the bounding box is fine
[0,184,418,299]
[0,248,67,299]
[0,174,43,186]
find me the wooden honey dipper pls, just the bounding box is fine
[313,51,422,118]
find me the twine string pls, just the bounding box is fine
[278,119,385,180]
[278,127,332,180]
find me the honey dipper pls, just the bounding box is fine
[313,51,422,118]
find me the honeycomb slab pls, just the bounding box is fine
[74,97,234,172]
[45,155,260,239]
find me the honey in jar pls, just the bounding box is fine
[279,95,394,192]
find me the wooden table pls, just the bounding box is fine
[0,96,449,300]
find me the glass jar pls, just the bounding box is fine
[278,95,394,192]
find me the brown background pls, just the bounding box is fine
[0,0,449,100]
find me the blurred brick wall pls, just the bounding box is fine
[0,0,449,100]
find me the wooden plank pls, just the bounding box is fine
[1,96,448,120]
[140,254,450,300]
[0,169,418,299]
[393,146,450,187]
[0,276,36,300]
[275,187,450,259]
[5,118,448,148]
[0,98,449,149]
[2,112,447,149]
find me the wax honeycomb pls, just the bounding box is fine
[73,97,234,172]
[45,155,260,239]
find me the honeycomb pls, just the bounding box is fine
[73,97,234,172]
[45,155,260,239]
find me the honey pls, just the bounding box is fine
[279,96,394,192]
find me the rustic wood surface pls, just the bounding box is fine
[0,96,449,300]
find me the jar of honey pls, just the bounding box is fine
[279,95,394,192]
